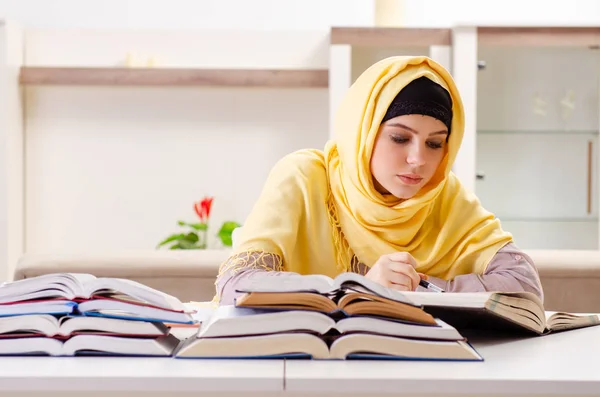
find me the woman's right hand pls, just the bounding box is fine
[365,252,426,291]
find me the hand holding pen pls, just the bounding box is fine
[419,278,445,293]
[365,252,445,292]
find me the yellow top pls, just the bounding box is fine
[224,56,512,281]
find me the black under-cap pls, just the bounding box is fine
[381,76,453,133]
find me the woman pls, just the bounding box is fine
[214,56,543,305]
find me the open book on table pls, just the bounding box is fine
[235,272,599,335]
[0,273,194,324]
[403,291,600,335]
[0,314,170,339]
[0,273,185,310]
[175,306,481,361]
[0,334,180,357]
[235,272,437,325]
[0,299,194,324]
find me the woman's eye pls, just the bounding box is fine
[427,141,443,149]
[390,135,409,144]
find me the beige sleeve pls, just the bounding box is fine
[424,242,544,301]
[215,252,300,305]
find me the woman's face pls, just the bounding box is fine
[370,114,448,199]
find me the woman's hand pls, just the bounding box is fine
[365,252,427,291]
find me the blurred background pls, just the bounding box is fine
[1,0,600,281]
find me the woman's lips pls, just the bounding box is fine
[398,174,423,185]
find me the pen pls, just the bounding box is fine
[419,279,445,293]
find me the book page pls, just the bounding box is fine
[83,278,185,311]
[546,311,600,332]
[199,305,335,338]
[333,273,415,305]
[236,273,336,294]
[69,273,98,286]
[401,291,494,308]
[0,314,58,337]
[0,273,91,301]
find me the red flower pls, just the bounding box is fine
[194,197,214,223]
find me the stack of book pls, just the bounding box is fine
[175,272,600,361]
[175,273,480,361]
[0,273,195,356]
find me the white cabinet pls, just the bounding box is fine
[452,27,600,250]
[476,132,598,220]
[476,132,598,249]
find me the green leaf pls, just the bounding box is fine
[178,221,208,231]
[217,221,242,247]
[183,232,199,243]
[156,233,186,248]
[178,239,198,249]
[169,243,183,250]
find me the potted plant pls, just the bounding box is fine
[157,196,241,250]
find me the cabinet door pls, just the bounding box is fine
[476,132,597,220]
[475,132,598,250]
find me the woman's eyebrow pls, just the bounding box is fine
[386,122,448,136]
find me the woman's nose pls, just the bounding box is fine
[406,146,426,166]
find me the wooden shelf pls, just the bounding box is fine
[331,27,451,47]
[19,67,329,88]
[478,27,600,47]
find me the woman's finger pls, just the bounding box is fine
[388,283,412,292]
[385,251,418,267]
[387,262,421,290]
[387,271,414,290]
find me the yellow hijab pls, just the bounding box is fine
[230,56,512,281]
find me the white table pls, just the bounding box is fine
[2,326,600,397]
[0,357,284,397]
[286,325,600,396]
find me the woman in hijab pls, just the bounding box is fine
[214,56,543,305]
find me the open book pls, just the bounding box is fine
[0,273,185,311]
[0,299,77,316]
[176,332,481,361]
[235,272,436,325]
[196,306,463,340]
[403,291,600,335]
[175,306,480,361]
[0,298,193,324]
[0,334,180,356]
[0,314,169,339]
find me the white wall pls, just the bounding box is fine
[5,0,599,31]
[0,21,23,282]
[22,29,331,258]
[25,85,328,254]
[400,0,600,27]
[0,0,374,30]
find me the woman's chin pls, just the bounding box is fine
[373,178,424,199]
[387,186,420,200]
